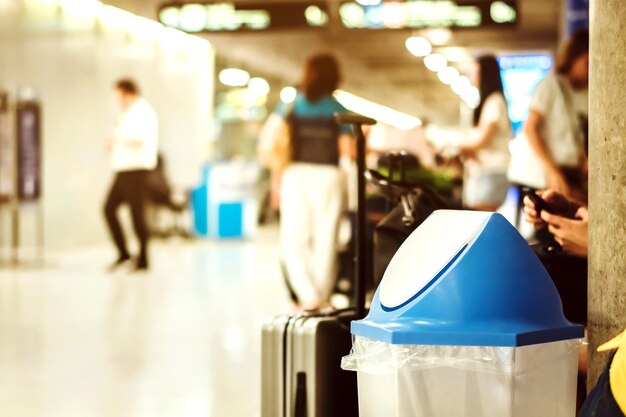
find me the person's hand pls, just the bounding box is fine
[523,189,562,229]
[541,210,588,258]
[546,168,571,197]
[523,193,545,229]
[575,206,588,222]
[523,189,582,229]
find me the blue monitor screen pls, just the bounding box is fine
[498,54,553,135]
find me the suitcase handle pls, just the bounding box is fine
[335,112,375,320]
[294,372,307,417]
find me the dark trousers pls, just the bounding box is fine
[104,170,150,267]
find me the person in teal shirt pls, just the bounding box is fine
[271,53,353,310]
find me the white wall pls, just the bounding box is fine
[0,1,214,249]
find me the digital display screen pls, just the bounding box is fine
[498,54,553,135]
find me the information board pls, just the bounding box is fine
[16,100,41,201]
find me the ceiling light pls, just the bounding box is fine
[451,76,471,96]
[280,86,297,104]
[334,90,422,131]
[405,36,432,58]
[305,5,329,27]
[356,0,382,5]
[461,86,481,108]
[437,66,459,85]
[159,6,179,28]
[426,27,452,45]
[424,53,447,72]
[219,68,250,87]
[248,77,270,96]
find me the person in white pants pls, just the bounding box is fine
[268,53,354,310]
[280,164,346,309]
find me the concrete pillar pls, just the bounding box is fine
[587,0,626,388]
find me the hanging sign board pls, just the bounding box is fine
[16,99,42,201]
[158,1,517,33]
[159,2,330,32]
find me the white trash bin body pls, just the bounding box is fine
[342,211,583,417]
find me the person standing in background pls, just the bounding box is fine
[459,55,512,211]
[269,53,353,310]
[104,79,158,272]
[523,29,589,202]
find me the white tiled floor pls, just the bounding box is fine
[0,227,292,417]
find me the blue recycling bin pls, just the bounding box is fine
[342,210,583,417]
[190,161,260,239]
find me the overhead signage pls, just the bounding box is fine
[339,0,518,29]
[159,1,516,33]
[158,2,330,32]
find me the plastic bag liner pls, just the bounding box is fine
[342,335,583,376]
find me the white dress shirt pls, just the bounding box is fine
[111,98,158,172]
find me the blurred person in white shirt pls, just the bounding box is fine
[104,79,158,272]
[523,30,589,201]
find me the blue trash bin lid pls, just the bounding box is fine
[352,210,584,347]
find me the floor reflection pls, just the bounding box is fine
[0,226,290,417]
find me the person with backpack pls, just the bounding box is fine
[267,53,353,310]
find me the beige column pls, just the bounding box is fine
[587,0,626,387]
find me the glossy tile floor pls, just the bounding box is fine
[0,227,292,417]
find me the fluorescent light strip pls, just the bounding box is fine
[51,0,212,52]
[334,90,422,131]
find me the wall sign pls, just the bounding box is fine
[16,99,41,201]
[0,92,12,202]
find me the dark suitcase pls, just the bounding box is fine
[261,113,374,417]
[261,310,358,417]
